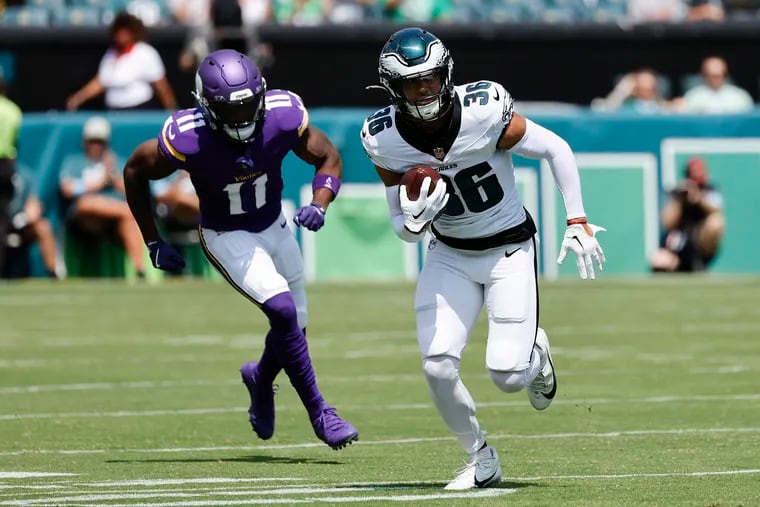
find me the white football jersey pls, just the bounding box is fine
[361,80,526,240]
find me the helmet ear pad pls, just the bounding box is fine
[193,49,267,142]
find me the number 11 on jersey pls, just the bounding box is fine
[223,174,269,215]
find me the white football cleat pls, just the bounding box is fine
[528,327,557,410]
[444,445,502,490]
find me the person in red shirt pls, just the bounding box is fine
[66,12,176,111]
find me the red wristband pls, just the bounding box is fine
[566,217,588,226]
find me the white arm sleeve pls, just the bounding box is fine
[511,118,586,219]
[386,185,424,243]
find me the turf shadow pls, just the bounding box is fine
[339,480,535,491]
[106,455,345,465]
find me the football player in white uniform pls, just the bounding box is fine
[361,27,606,490]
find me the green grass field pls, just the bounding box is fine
[1,277,759,506]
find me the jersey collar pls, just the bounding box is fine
[395,96,462,161]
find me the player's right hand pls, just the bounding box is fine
[399,177,449,234]
[147,239,186,272]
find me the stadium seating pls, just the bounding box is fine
[0,0,171,26]
[50,5,105,26]
[490,2,536,23]
[0,6,51,26]
[3,1,760,26]
[26,0,67,9]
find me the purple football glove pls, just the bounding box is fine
[147,240,186,272]
[294,202,326,231]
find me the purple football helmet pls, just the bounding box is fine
[193,49,266,143]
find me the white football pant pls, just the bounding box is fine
[199,212,308,328]
[416,237,542,454]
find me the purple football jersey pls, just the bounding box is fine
[157,89,309,232]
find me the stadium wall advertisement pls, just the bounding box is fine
[17,110,760,280]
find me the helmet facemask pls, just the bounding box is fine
[388,68,453,122]
[203,86,266,142]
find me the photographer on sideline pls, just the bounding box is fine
[651,157,725,272]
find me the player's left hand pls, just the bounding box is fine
[147,239,186,273]
[294,202,325,231]
[557,223,606,280]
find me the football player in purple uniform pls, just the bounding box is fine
[123,49,358,450]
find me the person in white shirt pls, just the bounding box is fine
[66,12,177,111]
[628,0,724,23]
[628,0,687,22]
[680,56,754,114]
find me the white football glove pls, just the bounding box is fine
[399,177,449,234]
[557,223,606,280]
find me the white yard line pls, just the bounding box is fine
[2,427,760,457]
[0,473,76,479]
[0,469,758,506]
[1,364,754,394]
[88,478,303,487]
[0,487,393,504]
[0,408,239,421]
[0,484,309,498]
[0,489,515,506]
[0,380,237,394]
[0,486,68,492]
[2,392,760,422]
[514,469,760,481]
[5,469,760,507]
[3,320,760,351]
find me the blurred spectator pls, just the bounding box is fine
[628,0,725,22]
[273,0,331,25]
[651,157,725,272]
[124,0,167,26]
[151,170,201,249]
[241,0,274,25]
[2,170,63,279]
[173,0,272,72]
[686,0,725,21]
[240,0,274,68]
[66,12,176,111]
[724,0,760,17]
[628,0,687,22]
[59,117,146,276]
[677,56,754,114]
[329,0,378,22]
[591,69,677,113]
[380,0,453,22]
[211,0,246,53]
[171,0,213,71]
[0,70,22,276]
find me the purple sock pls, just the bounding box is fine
[262,292,325,419]
[255,332,282,386]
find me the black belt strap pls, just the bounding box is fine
[431,209,537,251]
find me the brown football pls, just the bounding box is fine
[400,165,441,200]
